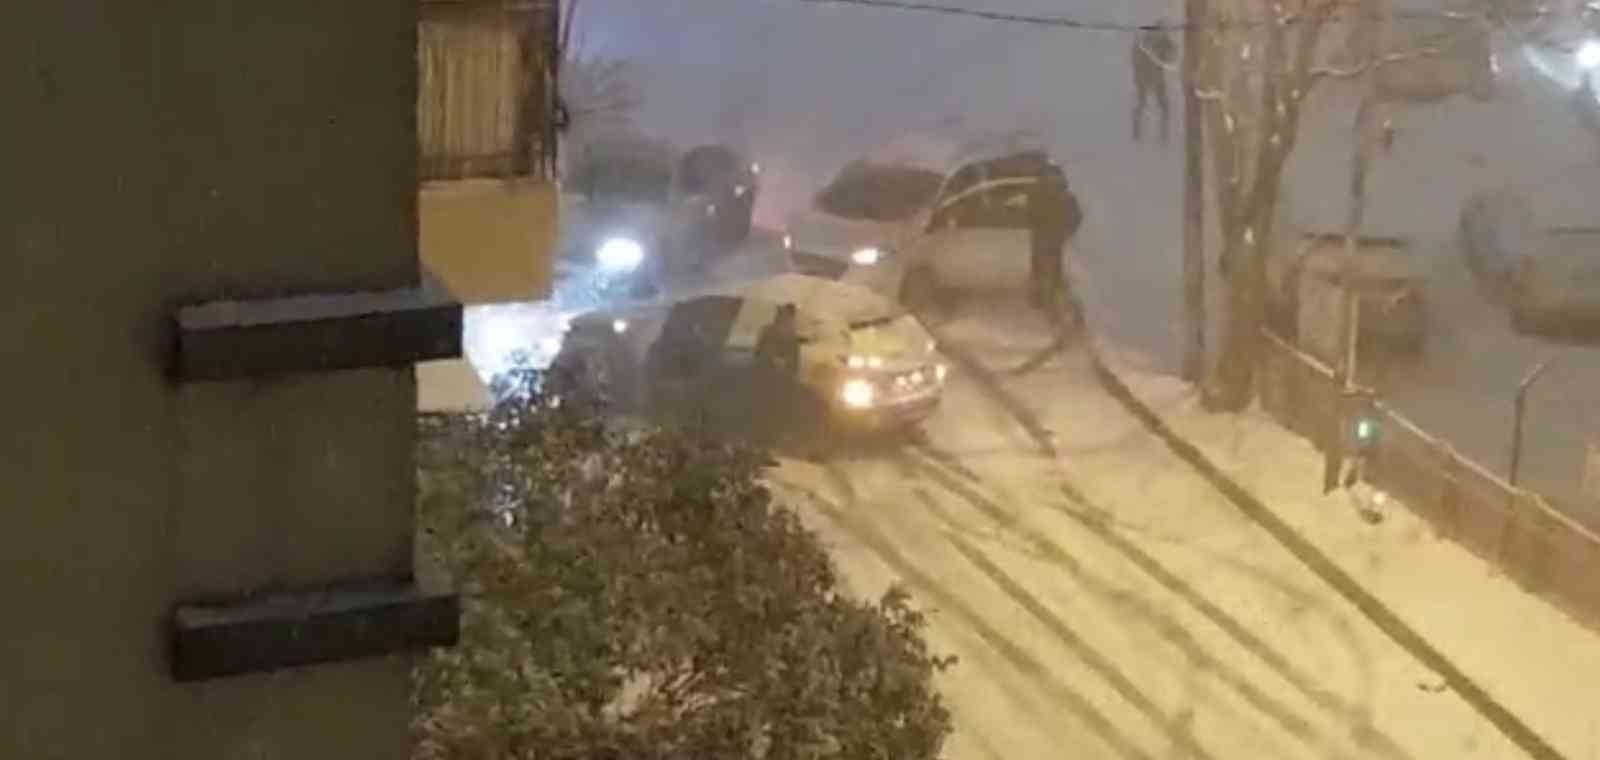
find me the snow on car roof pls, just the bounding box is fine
[708,273,901,326]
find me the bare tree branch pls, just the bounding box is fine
[1308,20,1486,81]
[560,0,581,57]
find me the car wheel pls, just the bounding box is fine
[900,267,947,318]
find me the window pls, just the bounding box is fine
[815,163,943,222]
[930,183,1033,230]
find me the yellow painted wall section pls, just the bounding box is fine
[420,178,556,304]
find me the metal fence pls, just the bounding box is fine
[418,0,559,182]
[1258,330,1600,630]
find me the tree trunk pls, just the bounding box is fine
[1209,199,1274,411]
[1181,0,1208,384]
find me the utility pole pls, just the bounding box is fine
[1337,3,1384,393]
[1180,0,1207,383]
[1509,357,1554,489]
[1338,92,1375,391]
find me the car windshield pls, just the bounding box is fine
[815,163,944,222]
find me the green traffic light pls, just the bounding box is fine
[1356,418,1375,440]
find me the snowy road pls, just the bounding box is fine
[442,231,1573,757]
[769,306,1536,759]
[678,239,1535,758]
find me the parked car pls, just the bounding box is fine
[782,160,946,281]
[1266,232,1427,358]
[1459,168,1600,334]
[553,273,947,454]
[559,134,748,301]
[894,150,1078,311]
[677,144,760,248]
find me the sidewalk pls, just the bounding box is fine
[1094,348,1600,760]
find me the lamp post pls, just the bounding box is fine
[1509,357,1555,489]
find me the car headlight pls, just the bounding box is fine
[840,378,876,409]
[851,246,887,266]
[1579,39,1600,69]
[596,237,645,271]
[935,363,948,382]
[846,355,884,369]
[735,184,749,198]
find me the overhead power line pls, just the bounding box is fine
[785,0,1533,33]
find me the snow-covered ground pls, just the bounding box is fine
[577,0,1600,521]
[769,302,1600,759]
[1104,348,1600,760]
[418,226,1600,759]
[424,9,1600,749]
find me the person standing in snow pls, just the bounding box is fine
[1132,25,1176,143]
[753,303,808,447]
[755,303,801,378]
[1025,168,1084,327]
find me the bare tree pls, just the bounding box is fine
[1171,0,1505,410]
[560,55,643,134]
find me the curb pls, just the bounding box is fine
[1079,337,1567,760]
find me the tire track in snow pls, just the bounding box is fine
[898,455,1353,759]
[928,303,1407,756]
[938,529,1218,760]
[811,461,1107,745]
[1004,335,1071,377]
[1048,483,1408,760]
[924,320,1397,757]
[778,474,1157,760]
[929,329,1059,459]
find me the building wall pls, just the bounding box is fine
[418,1,560,181]
[420,178,556,304]
[0,2,420,757]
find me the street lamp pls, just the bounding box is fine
[1509,357,1556,489]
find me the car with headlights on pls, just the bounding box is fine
[557,133,732,301]
[1459,168,1600,334]
[781,160,946,283]
[552,273,947,454]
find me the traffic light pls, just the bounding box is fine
[1324,387,1381,493]
[1345,388,1381,453]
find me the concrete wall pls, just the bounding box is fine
[420,178,556,304]
[0,2,420,757]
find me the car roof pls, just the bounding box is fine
[705,273,901,326]
[1299,240,1418,280]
